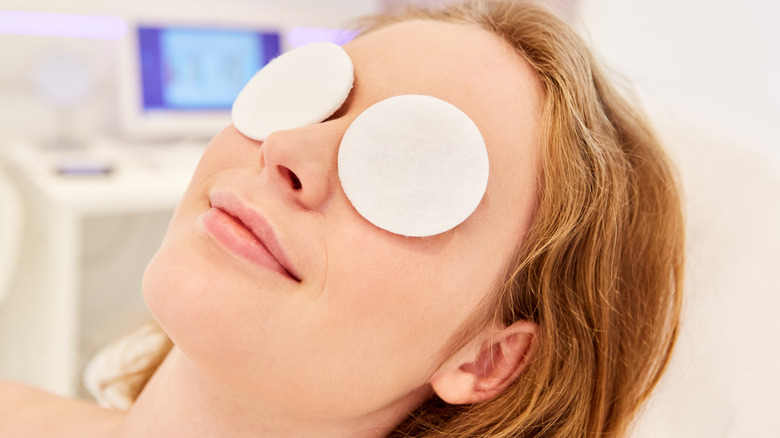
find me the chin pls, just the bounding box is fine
[142,238,216,348]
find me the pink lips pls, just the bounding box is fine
[202,192,300,282]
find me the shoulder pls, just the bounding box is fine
[0,380,55,435]
[0,380,53,414]
[0,380,123,437]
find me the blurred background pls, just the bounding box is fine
[0,0,778,436]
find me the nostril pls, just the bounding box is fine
[279,166,302,190]
[289,171,302,190]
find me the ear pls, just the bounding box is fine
[429,321,537,404]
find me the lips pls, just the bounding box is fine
[202,192,301,282]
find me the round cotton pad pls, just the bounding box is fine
[232,42,354,141]
[338,95,489,237]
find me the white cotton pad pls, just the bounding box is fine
[338,95,489,237]
[232,41,354,141]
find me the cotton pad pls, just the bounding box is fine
[338,95,489,237]
[232,42,354,141]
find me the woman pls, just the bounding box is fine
[0,0,684,436]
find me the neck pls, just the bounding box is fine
[115,347,424,438]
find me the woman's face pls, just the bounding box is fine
[144,20,543,423]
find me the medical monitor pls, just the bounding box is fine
[119,22,281,140]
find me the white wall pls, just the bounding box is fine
[579,0,780,163]
[0,0,380,26]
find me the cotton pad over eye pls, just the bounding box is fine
[338,95,489,237]
[232,42,354,141]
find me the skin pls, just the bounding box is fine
[0,19,544,438]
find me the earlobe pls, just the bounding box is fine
[429,321,537,405]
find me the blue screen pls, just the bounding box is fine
[138,26,280,111]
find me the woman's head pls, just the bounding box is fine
[135,1,683,436]
[143,12,544,431]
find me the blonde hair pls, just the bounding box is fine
[104,1,684,436]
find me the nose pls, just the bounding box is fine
[259,124,341,211]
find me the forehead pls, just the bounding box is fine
[342,20,542,128]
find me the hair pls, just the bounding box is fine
[100,1,684,436]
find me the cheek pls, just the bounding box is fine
[313,224,490,387]
[142,230,237,359]
[185,126,260,192]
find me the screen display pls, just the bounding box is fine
[137,26,280,111]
